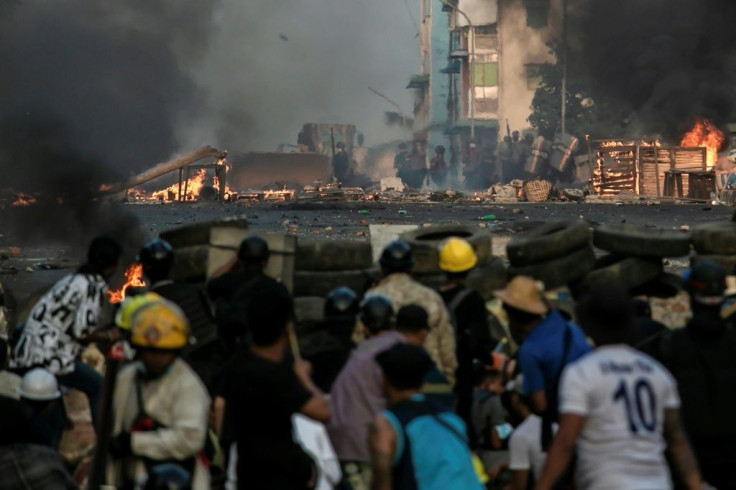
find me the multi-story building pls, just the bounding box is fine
[409,0,563,166]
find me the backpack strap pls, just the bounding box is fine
[542,323,572,451]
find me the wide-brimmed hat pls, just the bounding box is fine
[494,276,548,315]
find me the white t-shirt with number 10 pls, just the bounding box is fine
[559,345,680,490]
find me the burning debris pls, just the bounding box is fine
[107,263,146,304]
[12,193,37,207]
[680,118,725,169]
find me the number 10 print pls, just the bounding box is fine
[613,378,657,434]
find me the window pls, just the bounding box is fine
[525,0,550,28]
[526,64,545,90]
[474,62,498,87]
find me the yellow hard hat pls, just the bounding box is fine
[438,237,478,273]
[115,292,163,330]
[130,299,190,350]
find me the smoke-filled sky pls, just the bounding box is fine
[189,0,420,151]
[579,0,736,140]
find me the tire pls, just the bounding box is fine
[691,254,736,275]
[593,224,691,257]
[629,272,683,299]
[692,222,736,255]
[400,225,492,275]
[508,246,596,290]
[506,221,591,267]
[160,216,249,248]
[294,296,325,324]
[171,245,209,282]
[296,240,373,271]
[293,267,379,297]
[466,259,508,301]
[577,256,663,293]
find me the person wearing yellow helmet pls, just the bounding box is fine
[438,237,495,450]
[106,299,211,489]
[115,292,163,332]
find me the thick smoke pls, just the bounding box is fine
[579,0,736,140]
[187,0,418,150]
[0,1,216,248]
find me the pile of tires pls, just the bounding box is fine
[577,223,692,296]
[399,225,506,301]
[507,221,595,290]
[691,221,736,274]
[292,239,377,330]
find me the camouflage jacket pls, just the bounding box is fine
[367,273,457,384]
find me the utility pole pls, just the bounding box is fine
[561,0,568,135]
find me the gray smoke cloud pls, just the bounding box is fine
[186,0,418,150]
[580,0,736,141]
[0,0,418,247]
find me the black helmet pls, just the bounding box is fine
[359,295,394,334]
[325,287,359,321]
[137,239,174,267]
[686,260,727,306]
[238,236,270,263]
[379,240,414,272]
[336,141,346,149]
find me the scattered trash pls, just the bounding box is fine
[325,226,333,232]
[359,219,369,226]
[512,209,524,215]
[358,210,371,216]
[480,214,497,221]
[398,210,408,216]
[680,225,690,231]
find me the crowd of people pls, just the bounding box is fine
[1,230,735,489]
[393,133,540,191]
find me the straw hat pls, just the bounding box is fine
[494,276,549,315]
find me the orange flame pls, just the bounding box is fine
[680,118,725,169]
[12,193,37,206]
[150,168,208,202]
[107,264,146,304]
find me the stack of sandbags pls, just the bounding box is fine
[161,216,249,283]
[507,221,595,290]
[399,225,506,301]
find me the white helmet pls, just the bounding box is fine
[18,368,61,401]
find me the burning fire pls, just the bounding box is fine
[107,264,146,304]
[680,118,725,169]
[12,193,37,206]
[151,168,207,202]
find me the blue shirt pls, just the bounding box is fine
[518,311,591,400]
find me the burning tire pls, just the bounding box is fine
[508,246,596,290]
[691,254,736,275]
[400,225,493,274]
[593,224,691,258]
[160,216,249,248]
[507,221,591,267]
[296,240,373,271]
[575,256,663,295]
[691,222,736,255]
[293,267,379,297]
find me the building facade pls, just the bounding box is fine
[409,0,563,176]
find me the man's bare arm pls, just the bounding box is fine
[508,469,530,490]
[370,414,396,490]
[664,408,702,490]
[534,413,584,490]
[528,390,547,415]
